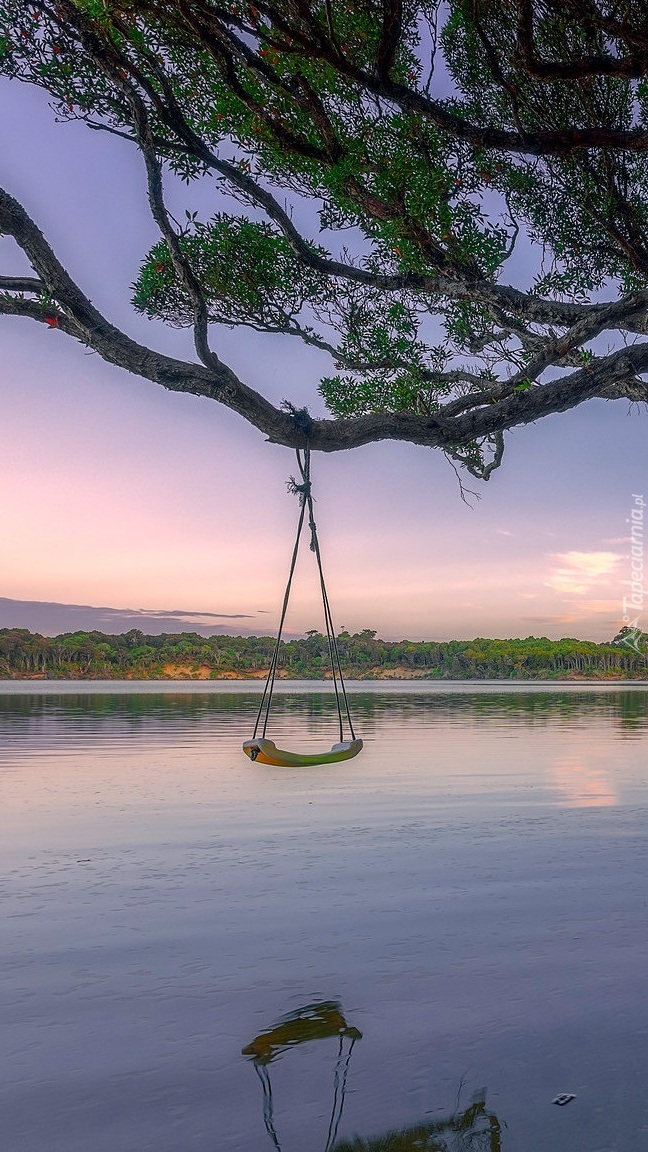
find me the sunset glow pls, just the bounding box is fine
[2,83,646,642]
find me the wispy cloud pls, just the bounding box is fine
[545,551,621,596]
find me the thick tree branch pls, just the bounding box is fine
[0,275,44,293]
[0,184,289,436]
[3,180,647,462]
[375,0,403,79]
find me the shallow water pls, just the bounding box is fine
[2,685,648,1152]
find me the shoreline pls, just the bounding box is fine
[2,677,648,695]
[2,669,648,684]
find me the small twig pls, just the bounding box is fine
[446,456,482,506]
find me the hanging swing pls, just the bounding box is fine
[243,446,363,767]
[242,1001,362,1152]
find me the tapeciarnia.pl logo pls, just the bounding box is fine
[621,494,645,655]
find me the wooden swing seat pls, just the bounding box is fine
[243,737,363,767]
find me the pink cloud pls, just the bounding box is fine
[545,551,622,596]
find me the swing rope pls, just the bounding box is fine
[323,1032,359,1152]
[254,1062,282,1152]
[252,445,356,744]
[252,1031,359,1152]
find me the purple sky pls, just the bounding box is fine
[1,80,646,642]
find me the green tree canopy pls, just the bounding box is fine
[2,1,648,475]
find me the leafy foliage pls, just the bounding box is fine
[1,626,646,680]
[134,214,330,328]
[2,1,648,472]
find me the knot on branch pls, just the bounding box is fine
[282,401,313,441]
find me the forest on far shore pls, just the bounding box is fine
[1,627,647,681]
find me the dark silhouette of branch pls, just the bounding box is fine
[515,0,648,81]
[3,182,647,463]
[375,0,403,79]
[0,275,44,293]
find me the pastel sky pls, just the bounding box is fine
[1,81,646,642]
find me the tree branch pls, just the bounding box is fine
[172,0,648,156]
[128,92,220,372]
[55,2,602,328]
[375,0,403,80]
[4,180,647,460]
[0,275,44,293]
[515,0,648,81]
[3,0,648,478]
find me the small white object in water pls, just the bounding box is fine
[553,1093,576,1106]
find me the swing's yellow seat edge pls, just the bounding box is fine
[243,737,363,767]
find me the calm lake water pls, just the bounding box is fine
[2,683,648,1152]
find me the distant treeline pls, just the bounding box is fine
[1,626,647,680]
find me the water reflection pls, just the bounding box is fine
[2,685,648,741]
[3,688,648,1151]
[243,1001,502,1152]
[2,686,648,826]
[549,752,618,807]
[333,1095,502,1152]
[243,1002,362,1152]
[243,1001,362,1062]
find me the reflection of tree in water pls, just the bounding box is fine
[332,1095,502,1152]
[242,1002,502,1152]
[3,687,647,736]
[366,690,648,733]
[611,691,648,734]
